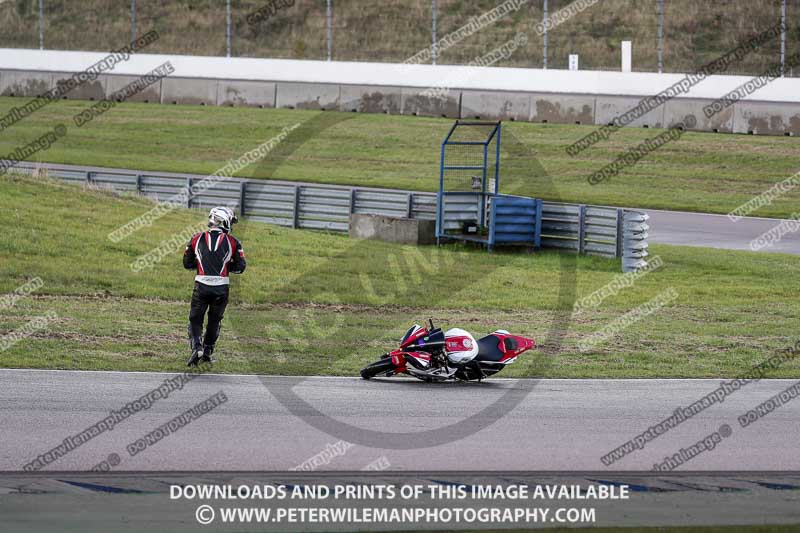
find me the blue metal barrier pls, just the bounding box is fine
[488,195,542,250]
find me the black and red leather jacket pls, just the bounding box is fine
[183,229,246,286]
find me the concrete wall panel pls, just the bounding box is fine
[595,95,665,129]
[51,71,106,101]
[4,66,800,138]
[460,90,530,121]
[160,77,218,106]
[663,98,733,133]
[276,82,339,110]
[401,88,460,118]
[339,85,402,114]
[530,93,595,124]
[217,80,276,107]
[732,101,800,136]
[0,71,52,97]
[103,74,162,103]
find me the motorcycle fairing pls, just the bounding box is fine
[476,332,536,363]
[400,325,427,348]
[400,326,446,352]
[390,352,407,372]
[402,351,431,369]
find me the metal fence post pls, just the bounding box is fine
[226,0,232,58]
[534,198,543,249]
[431,0,438,65]
[657,0,664,73]
[542,0,548,69]
[781,0,787,77]
[406,194,414,218]
[487,198,497,251]
[293,186,301,228]
[239,181,247,217]
[135,174,142,194]
[130,0,136,42]
[326,0,333,61]
[577,204,586,254]
[349,188,357,215]
[86,171,93,184]
[187,178,193,208]
[38,0,44,50]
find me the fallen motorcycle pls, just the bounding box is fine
[360,320,535,382]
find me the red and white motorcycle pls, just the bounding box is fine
[360,320,535,382]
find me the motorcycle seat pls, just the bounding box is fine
[476,335,505,362]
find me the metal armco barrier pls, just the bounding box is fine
[539,202,622,259]
[487,195,542,251]
[10,161,648,270]
[12,163,436,233]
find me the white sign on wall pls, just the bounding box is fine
[621,41,632,72]
[569,54,579,71]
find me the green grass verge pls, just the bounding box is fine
[1,173,799,377]
[2,98,800,218]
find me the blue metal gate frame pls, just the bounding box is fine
[436,120,501,244]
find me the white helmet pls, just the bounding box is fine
[444,328,478,364]
[208,206,237,233]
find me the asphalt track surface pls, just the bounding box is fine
[645,208,800,254]
[3,369,799,472]
[14,161,800,255]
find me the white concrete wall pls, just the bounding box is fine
[2,48,800,103]
[1,49,799,135]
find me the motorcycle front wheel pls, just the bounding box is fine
[360,358,394,380]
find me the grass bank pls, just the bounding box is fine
[2,99,800,218]
[1,173,798,378]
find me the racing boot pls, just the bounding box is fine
[200,344,217,364]
[187,336,203,367]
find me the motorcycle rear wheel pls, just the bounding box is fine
[360,358,394,380]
